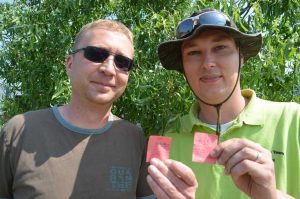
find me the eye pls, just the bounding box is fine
[215,45,226,51]
[187,50,201,56]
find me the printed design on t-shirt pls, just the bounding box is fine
[109,166,133,192]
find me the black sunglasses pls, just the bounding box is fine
[176,11,232,39]
[71,46,133,71]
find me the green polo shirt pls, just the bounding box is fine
[165,89,300,199]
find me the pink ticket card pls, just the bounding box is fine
[146,135,172,162]
[193,132,218,164]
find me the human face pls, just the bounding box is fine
[66,28,133,106]
[181,29,241,104]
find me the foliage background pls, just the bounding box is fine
[0,0,299,135]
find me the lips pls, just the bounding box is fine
[90,81,115,90]
[200,74,222,83]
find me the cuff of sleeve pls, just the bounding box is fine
[136,194,156,199]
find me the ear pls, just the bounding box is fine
[240,53,245,67]
[65,55,73,76]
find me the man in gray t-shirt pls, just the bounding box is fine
[0,19,154,199]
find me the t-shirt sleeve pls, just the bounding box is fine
[0,124,13,198]
[136,137,155,198]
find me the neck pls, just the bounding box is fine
[198,90,248,124]
[59,98,112,129]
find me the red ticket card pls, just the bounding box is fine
[192,132,218,164]
[146,136,172,162]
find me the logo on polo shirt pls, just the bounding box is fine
[271,150,284,162]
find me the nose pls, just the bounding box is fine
[201,51,216,70]
[98,55,116,76]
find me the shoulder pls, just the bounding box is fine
[257,98,300,115]
[1,108,49,135]
[244,89,300,116]
[109,114,147,150]
[253,98,300,126]
[23,108,53,120]
[110,114,144,136]
[1,108,52,143]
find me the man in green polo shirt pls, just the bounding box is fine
[147,8,299,199]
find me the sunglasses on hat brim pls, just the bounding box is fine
[71,46,133,71]
[176,11,232,39]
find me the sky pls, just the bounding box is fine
[0,0,13,3]
[0,0,12,106]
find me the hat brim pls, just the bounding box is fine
[158,25,262,72]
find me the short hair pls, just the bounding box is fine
[72,19,133,50]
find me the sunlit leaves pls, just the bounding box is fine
[0,0,299,132]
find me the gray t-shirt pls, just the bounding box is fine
[0,107,154,199]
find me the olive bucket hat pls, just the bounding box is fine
[158,9,262,72]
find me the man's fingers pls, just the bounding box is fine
[211,138,264,164]
[146,175,170,199]
[148,158,198,199]
[165,159,198,187]
[148,162,185,199]
[224,147,261,174]
[230,158,276,190]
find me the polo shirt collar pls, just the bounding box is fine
[180,89,265,133]
[237,89,265,126]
